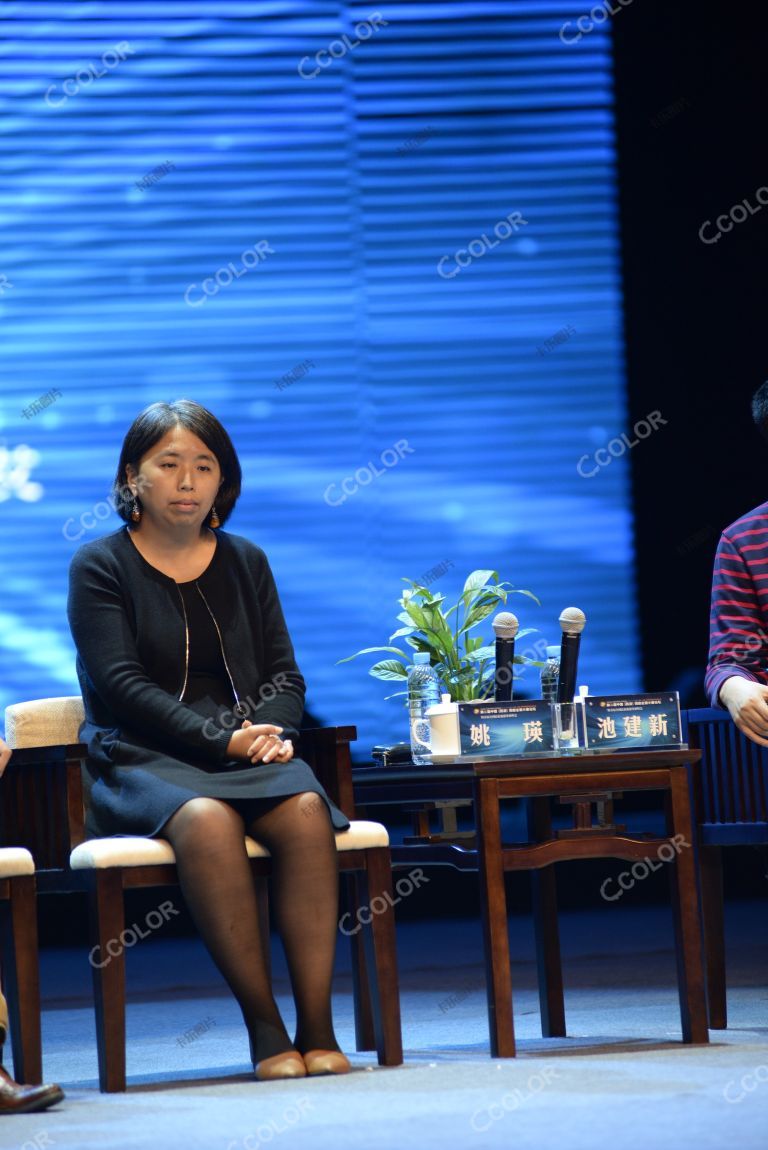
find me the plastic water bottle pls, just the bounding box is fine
[407,652,441,764]
[540,645,560,703]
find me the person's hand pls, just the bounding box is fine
[226,722,294,765]
[719,676,768,746]
[0,737,10,777]
[240,720,295,764]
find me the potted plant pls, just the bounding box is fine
[338,569,541,702]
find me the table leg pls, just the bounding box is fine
[667,766,709,1044]
[475,777,515,1056]
[527,798,566,1037]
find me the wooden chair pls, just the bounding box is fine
[683,706,768,1028]
[2,696,402,1091]
[0,847,42,1084]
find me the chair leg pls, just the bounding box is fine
[359,849,403,1066]
[667,768,709,1044]
[344,873,376,1052]
[1,876,42,1084]
[88,870,127,1091]
[699,844,727,1028]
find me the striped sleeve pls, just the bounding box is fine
[705,530,768,705]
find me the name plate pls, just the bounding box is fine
[582,692,682,751]
[458,699,555,757]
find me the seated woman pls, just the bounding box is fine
[67,400,350,1080]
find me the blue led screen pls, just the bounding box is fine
[0,1,640,757]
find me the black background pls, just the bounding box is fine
[615,0,768,705]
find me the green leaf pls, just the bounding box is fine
[465,644,496,663]
[403,600,435,633]
[460,596,504,635]
[510,588,541,604]
[462,569,498,595]
[336,645,407,665]
[369,659,409,681]
[389,625,415,641]
[449,583,504,622]
[419,603,455,652]
[422,630,458,664]
[406,629,450,664]
[401,579,442,603]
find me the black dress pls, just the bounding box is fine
[68,528,349,840]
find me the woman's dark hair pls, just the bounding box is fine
[752,382,768,442]
[113,400,242,525]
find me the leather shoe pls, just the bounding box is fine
[254,1051,307,1081]
[302,1049,351,1076]
[0,1065,64,1113]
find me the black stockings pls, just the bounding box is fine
[162,792,340,1063]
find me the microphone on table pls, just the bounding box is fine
[492,611,519,702]
[557,607,587,704]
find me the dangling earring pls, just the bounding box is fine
[210,504,221,528]
[130,497,141,523]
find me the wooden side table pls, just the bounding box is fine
[472,748,709,1056]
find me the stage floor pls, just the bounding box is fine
[16,900,768,1149]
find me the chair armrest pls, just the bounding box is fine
[685,707,729,728]
[3,744,87,766]
[0,744,88,868]
[297,726,357,820]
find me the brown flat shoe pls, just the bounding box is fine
[254,1051,307,1081]
[0,1065,64,1114]
[302,1049,351,1076]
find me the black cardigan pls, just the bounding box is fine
[67,527,306,767]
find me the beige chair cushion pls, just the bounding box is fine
[0,847,35,878]
[4,696,85,749]
[70,820,388,870]
[333,821,389,850]
[5,697,387,866]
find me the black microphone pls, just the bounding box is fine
[557,607,586,704]
[492,611,519,701]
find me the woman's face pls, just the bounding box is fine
[125,425,222,533]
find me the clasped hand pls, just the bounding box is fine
[719,676,768,747]
[226,720,294,765]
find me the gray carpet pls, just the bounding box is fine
[7,901,767,1149]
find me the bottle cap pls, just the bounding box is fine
[545,645,560,658]
[413,652,430,664]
